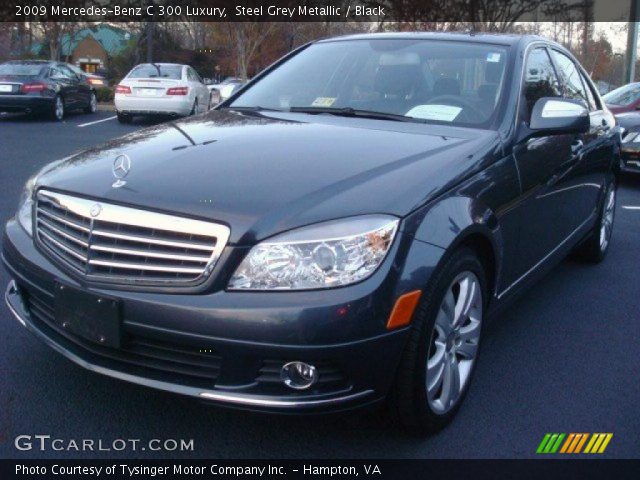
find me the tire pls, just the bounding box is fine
[573,178,616,263]
[84,91,97,114]
[117,112,132,124]
[389,248,486,435]
[50,95,64,121]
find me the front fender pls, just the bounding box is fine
[401,195,508,301]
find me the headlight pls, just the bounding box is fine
[228,215,399,290]
[17,175,36,236]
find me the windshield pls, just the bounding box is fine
[0,63,46,76]
[128,64,183,80]
[603,83,640,106]
[230,39,509,127]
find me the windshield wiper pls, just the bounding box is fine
[220,106,285,113]
[289,106,423,123]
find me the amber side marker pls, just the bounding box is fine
[386,290,422,330]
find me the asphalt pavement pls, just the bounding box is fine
[0,110,639,459]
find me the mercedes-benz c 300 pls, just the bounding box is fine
[3,33,619,433]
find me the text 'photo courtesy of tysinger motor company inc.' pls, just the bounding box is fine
[0,1,639,479]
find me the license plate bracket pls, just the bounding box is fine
[54,282,121,348]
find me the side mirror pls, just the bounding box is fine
[529,97,589,135]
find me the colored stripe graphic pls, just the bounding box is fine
[536,434,552,454]
[573,433,589,453]
[536,433,565,454]
[584,433,613,454]
[537,433,613,454]
[560,433,575,453]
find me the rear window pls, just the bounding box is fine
[0,63,46,76]
[127,64,183,80]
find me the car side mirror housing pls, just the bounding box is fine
[529,97,589,135]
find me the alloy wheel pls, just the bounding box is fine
[599,187,615,252]
[426,271,483,414]
[90,92,97,112]
[55,97,64,120]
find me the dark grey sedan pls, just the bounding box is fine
[0,60,97,120]
[3,33,620,434]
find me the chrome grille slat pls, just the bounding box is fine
[39,230,87,262]
[89,244,211,263]
[38,208,90,233]
[37,218,90,247]
[90,229,215,251]
[35,190,230,286]
[88,259,204,274]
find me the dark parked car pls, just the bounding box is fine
[615,111,640,172]
[603,82,640,114]
[0,60,97,120]
[3,33,619,434]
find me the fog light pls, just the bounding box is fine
[280,361,318,390]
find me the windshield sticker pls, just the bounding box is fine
[487,52,502,63]
[311,97,336,107]
[406,104,462,122]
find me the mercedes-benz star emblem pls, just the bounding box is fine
[112,154,131,188]
[90,203,102,217]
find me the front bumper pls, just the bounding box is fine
[2,218,441,413]
[5,280,375,411]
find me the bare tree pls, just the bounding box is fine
[33,22,81,61]
[223,22,277,80]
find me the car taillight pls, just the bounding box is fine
[167,86,189,96]
[115,85,131,94]
[20,82,47,93]
[89,78,104,86]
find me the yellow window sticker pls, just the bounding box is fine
[311,97,336,107]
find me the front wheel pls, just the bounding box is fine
[573,179,616,263]
[389,248,486,435]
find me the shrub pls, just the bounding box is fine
[95,87,114,103]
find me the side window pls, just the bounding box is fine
[522,47,562,121]
[550,50,589,107]
[50,66,69,79]
[60,65,76,79]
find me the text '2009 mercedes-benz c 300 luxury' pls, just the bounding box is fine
[3,33,620,434]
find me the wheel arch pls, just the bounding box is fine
[405,195,504,302]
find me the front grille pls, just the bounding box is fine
[35,190,230,286]
[21,284,222,387]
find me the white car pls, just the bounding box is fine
[207,77,246,105]
[114,63,212,123]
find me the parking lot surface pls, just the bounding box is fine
[1,111,639,458]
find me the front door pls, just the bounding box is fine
[511,46,584,278]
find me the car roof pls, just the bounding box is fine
[317,31,552,48]
[3,60,54,65]
[135,63,185,67]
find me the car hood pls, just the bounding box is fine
[37,110,500,244]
